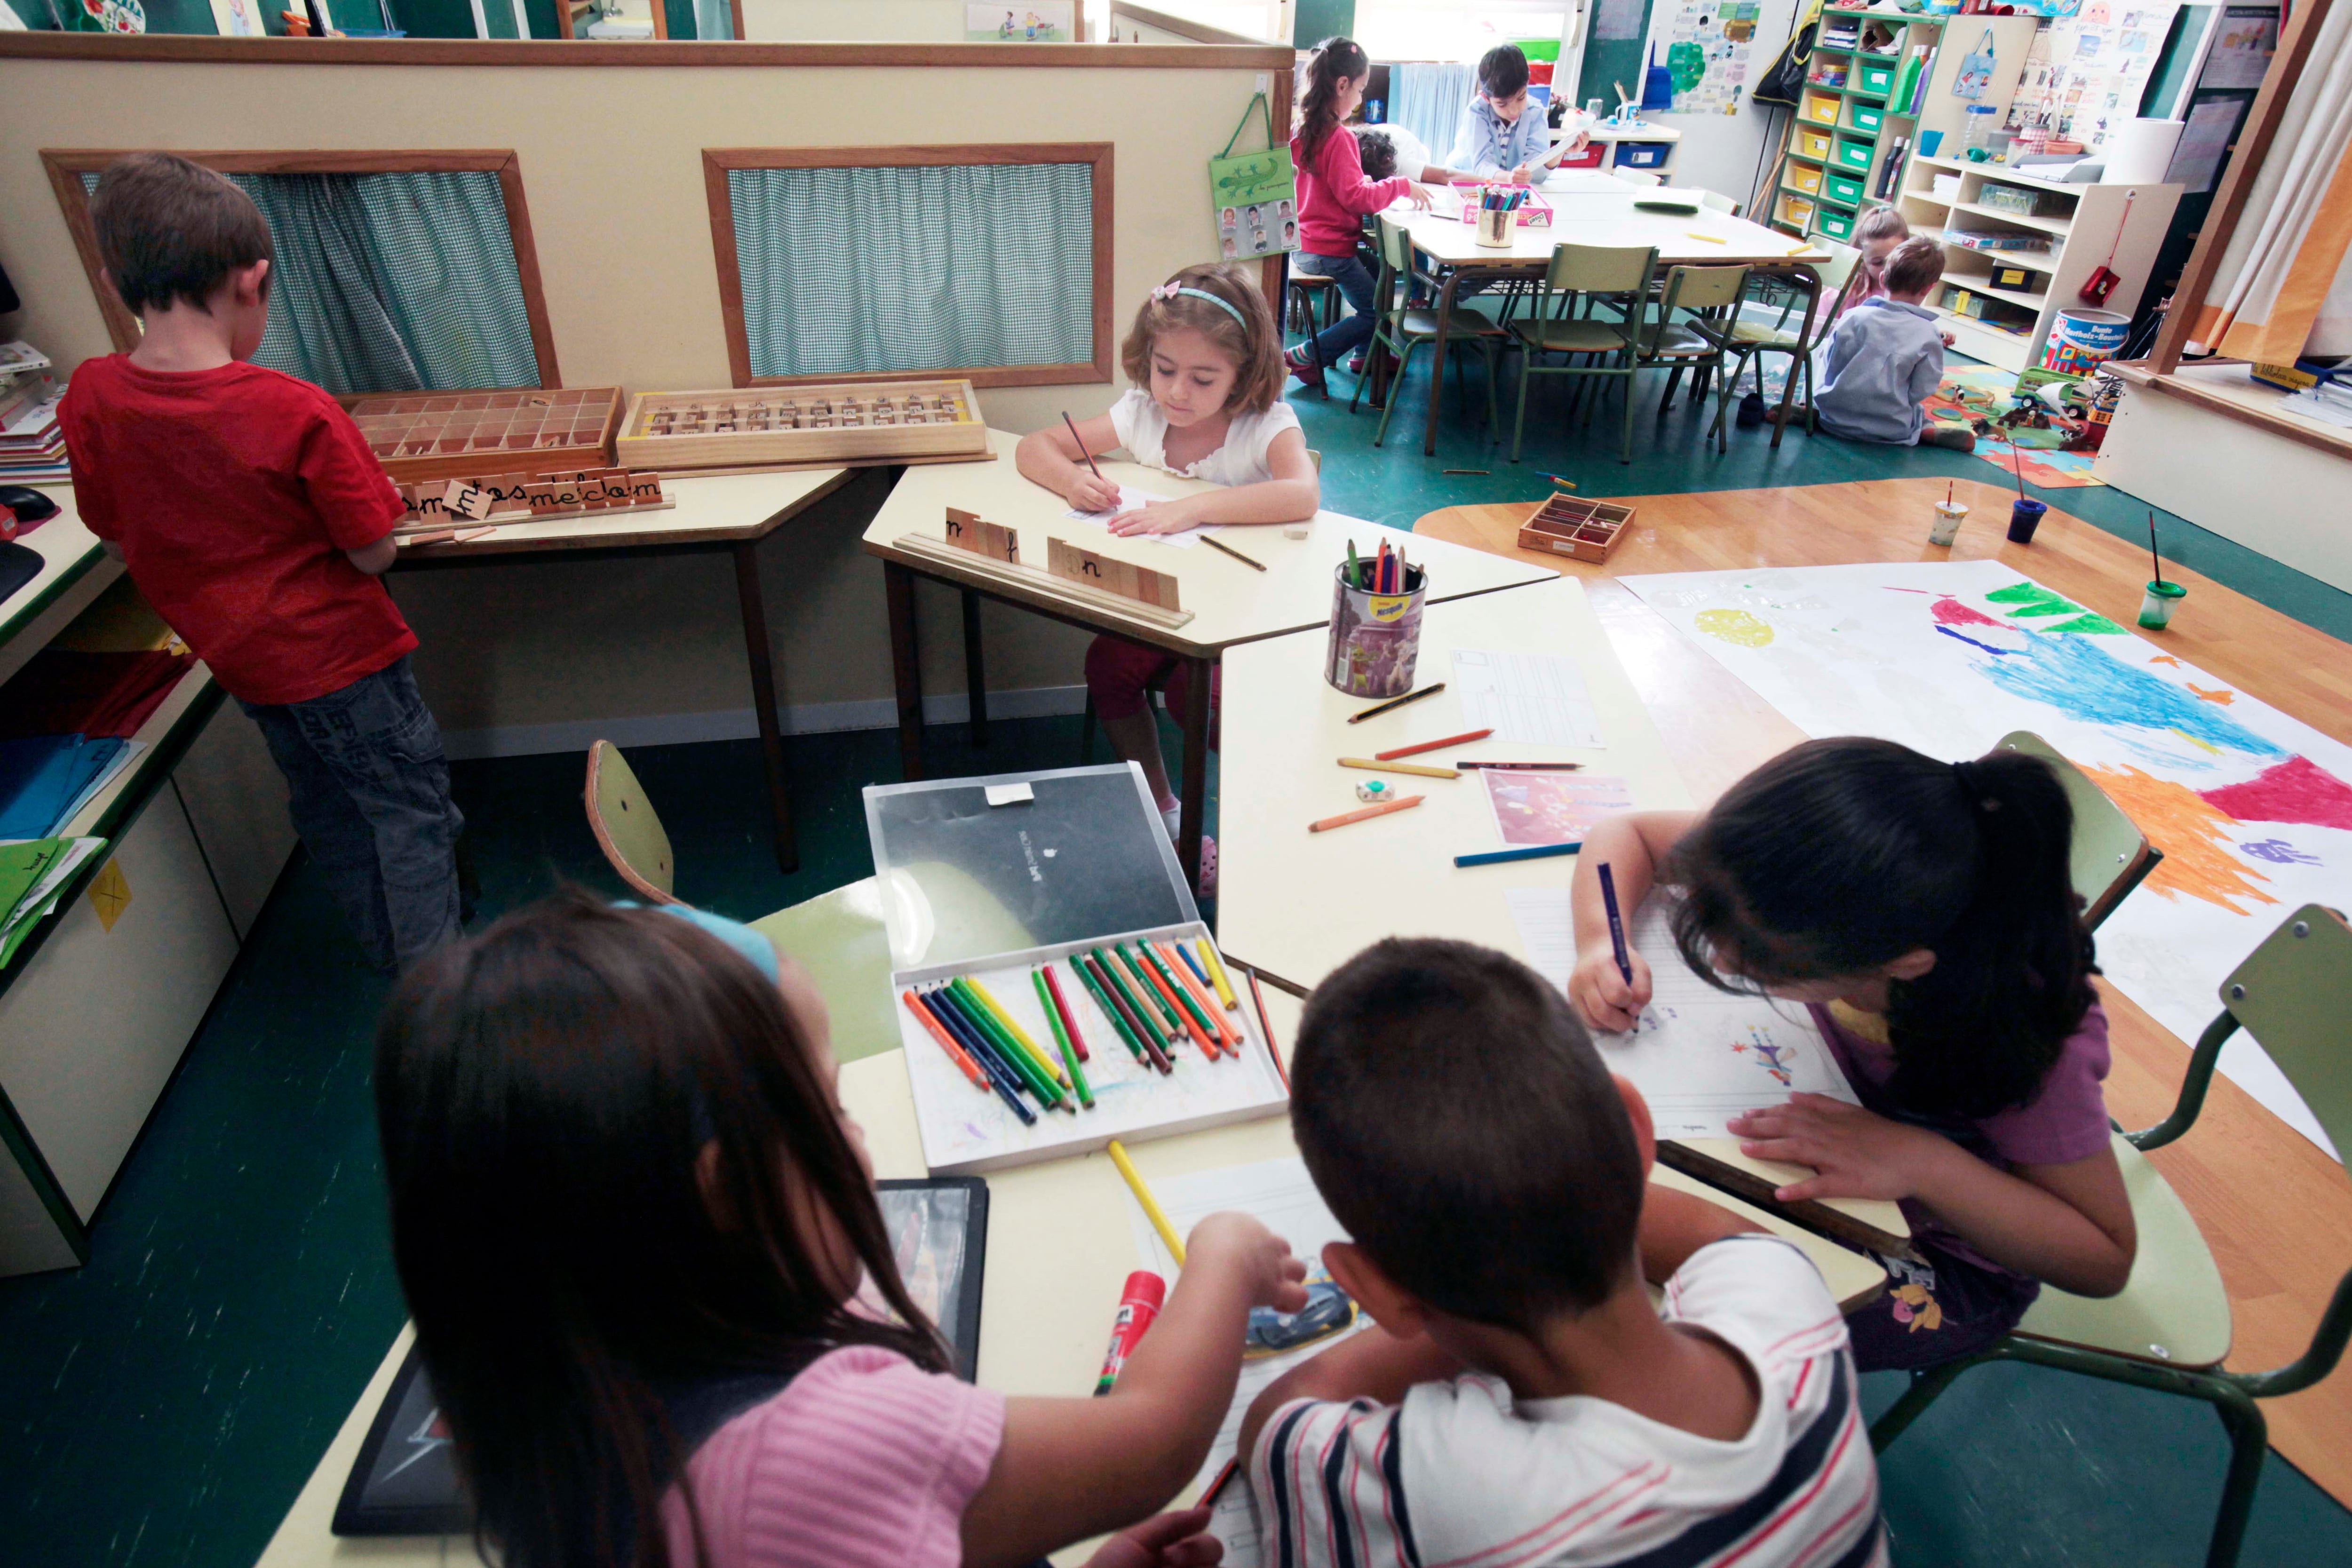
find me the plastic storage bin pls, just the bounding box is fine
[1977,181,2071,218]
[1847,103,1885,135]
[1788,163,1824,194]
[1833,137,1875,172]
[1555,141,1607,168]
[1817,207,1856,241]
[1796,128,1834,160]
[1614,141,1672,169]
[1822,171,1865,207]
[1856,62,1896,96]
[1804,91,1842,124]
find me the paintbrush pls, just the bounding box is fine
[2008,430,2028,500]
[2149,510,2164,589]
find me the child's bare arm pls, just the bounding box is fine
[1105,429,1319,535]
[1235,1329,1462,1467]
[344,536,397,576]
[1566,810,1697,1031]
[1016,413,1124,514]
[1638,1182,1766,1283]
[959,1212,1308,1568]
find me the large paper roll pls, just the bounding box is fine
[2104,118,2185,183]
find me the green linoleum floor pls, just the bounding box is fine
[4,361,2350,1566]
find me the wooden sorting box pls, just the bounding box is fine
[615,379,990,472]
[1518,493,1636,563]
[345,387,624,486]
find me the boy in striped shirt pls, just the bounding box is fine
[1240,938,1885,1568]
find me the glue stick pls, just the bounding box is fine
[1094,1270,1168,1395]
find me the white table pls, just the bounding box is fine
[862,431,1559,886]
[254,991,1884,1568]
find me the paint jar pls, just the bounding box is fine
[2006,497,2047,544]
[2138,579,2187,629]
[1326,559,1428,698]
[1930,500,1969,547]
[1476,207,1514,248]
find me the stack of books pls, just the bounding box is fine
[0,342,67,485]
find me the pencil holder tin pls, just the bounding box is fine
[1325,562,1427,698]
[2006,497,2047,544]
[1475,207,1514,248]
[2138,579,2187,629]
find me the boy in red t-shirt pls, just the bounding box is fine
[61,153,463,972]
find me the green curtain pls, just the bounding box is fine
[727,162,1095,380]
[232,175,426,393]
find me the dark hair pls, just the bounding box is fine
[1296,36,1371,166]
[1355,126,1399,182]
[1291,938,1644,1331]
[1884,234,1945,297]
[1121,262,1286,414]
[1478,42,1531,99]
[1666,738,2095,1120]
[88,152,273,317]
[375,891,946,1568]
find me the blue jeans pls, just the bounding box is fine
[1294,252,1379,364]
[241,655,464,972]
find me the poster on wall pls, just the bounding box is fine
[2025,0,2184,151]
[965,2,1075,40]
[2201,5,2278,90]
[1640,0,1762,115]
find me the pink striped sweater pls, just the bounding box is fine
[660,1345,1006,1568]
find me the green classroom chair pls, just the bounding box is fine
[583,739,898,1063]
[1871,904,2352,1568]
[1720,239,1860,445]
[1506,242,1658,465]
[1633,264,1751,455]
[1353,215,1505,447]
[1997,730,2163,931]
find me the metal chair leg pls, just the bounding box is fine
[1374,338,1423,447]
[1869,1354,1987,1451]
[2205,1386,2269,1568]
[1510,352,1535,463]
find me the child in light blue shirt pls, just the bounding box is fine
[1447,44,1589,182]
[1815,238,1977,449]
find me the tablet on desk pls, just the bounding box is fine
[330,1178,989,1536]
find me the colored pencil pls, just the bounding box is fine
[921,987,1039,1122]
[901,988,986,1088]
[1339,756,1459,779]
[942,982,1064,1108]
[1092,947,1175,1060]
[1162,942,1240,1047]
[1244,966,1290,1091]
[1375,727,1493,761]
[1118,944,1188,1037]
[1347,683,1446,724]
[1310,795,1425,832]
[1108,1139,1185,1266]
[1072,953,1149,1065]
[1456,760,1585,771]
[962,976,1069,1090]
[1201,535,1267,571]
[1196,939,1240,1010]
[1542,473,1579,492]
[1346,538,1362,588]
[1033,968,1094,1108]
[1138,945,1220,1056]
[1454,840,1583,868]
[1599,862,1634,985]
[1147,941,1227,1051]
[1062,411,1104,480]
[1175,940,1216,994]
[1041,962,1090,1060]
[1081,950,1162,1068]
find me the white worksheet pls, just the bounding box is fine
[1504,890,1859,1137]
[1065,486,1220,548]
[1450,648,1607,748]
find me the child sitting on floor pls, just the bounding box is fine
[1240,936,1887,1568]
[1567,737,2137,1372]
[1015,264,1319,891]
[1812,236,1977,449]
[376,892,1310,1568]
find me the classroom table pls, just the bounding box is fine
[860,431,1560,889]
[253,988,1886,1568]
[1394,185,1833,455]
[393,467,850,874]
[1212,572,1910,1251]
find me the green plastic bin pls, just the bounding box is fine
[1822,171,1865,207]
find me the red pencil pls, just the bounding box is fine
[1137,952,1221,1058]
[1159,941,1241,1048]
[1375,727,1493,761]
[1040,962,1090,1061]
[1310,794,1424,832]
[1244,967,1290,1092]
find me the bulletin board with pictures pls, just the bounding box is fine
[1640,0,1764,116]
[2010,0,2184,151]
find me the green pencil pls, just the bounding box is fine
[1346,537,1362,589]
[1117,944,1183,1033]
[966,975,1070,1088]
[1033,967,1094,1108]
[1092,946,1173,1055]
[949,978,1064,1107]
[1139,941,1217,1042]
[1072,955,1148,1063]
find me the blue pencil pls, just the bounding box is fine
[1454,841,1582,868]
[925,986,1041,1121]
[1598,863,1635,985]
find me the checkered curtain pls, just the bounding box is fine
[727,162,1095,379]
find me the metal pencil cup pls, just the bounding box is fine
[1475,207,1514,248]
[1325,562,1428,697]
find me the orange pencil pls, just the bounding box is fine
[1375,727,1493,761]
[901,988,986,1088]
[1310,794,1424,832]
[1160,942,1241,1048]
[1137,951,1221,1057]
[1245,967,1290,1091]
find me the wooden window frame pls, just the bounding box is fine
[39,147,563,390]
[702,143,1115,391]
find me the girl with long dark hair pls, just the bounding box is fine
[376,892,1306,1568]
[1564,737,2137,1370]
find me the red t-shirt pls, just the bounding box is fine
[60,356,414,707]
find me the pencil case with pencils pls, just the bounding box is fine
[1326,557,1427,698]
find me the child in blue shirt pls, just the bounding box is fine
[1815,237,1977,450]
[1447,44,1589,183]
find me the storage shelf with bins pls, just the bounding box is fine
[1898,153,2180,373]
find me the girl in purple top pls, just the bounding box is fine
[1565,737,2137,1370]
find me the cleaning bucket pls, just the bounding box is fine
[2041,309,2131,376]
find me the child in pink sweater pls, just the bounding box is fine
[1283,35,1432,388]
[375,893,1309,1568]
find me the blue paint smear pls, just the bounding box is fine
[1974,630,2287,757]
[1937,624,2015,657]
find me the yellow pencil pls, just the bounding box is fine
[1339,756,1460,779]
[967,977,1070,1088]
[1108,1139,1185,1266]
[1684,230,1727,243]
[1195,938,1240,1010]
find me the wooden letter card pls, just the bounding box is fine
[1047,537,1182,613]
[945,508,1020,565]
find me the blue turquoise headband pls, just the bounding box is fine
[1152,281,1249,329]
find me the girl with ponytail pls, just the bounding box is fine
[1565,737,2137,1371]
